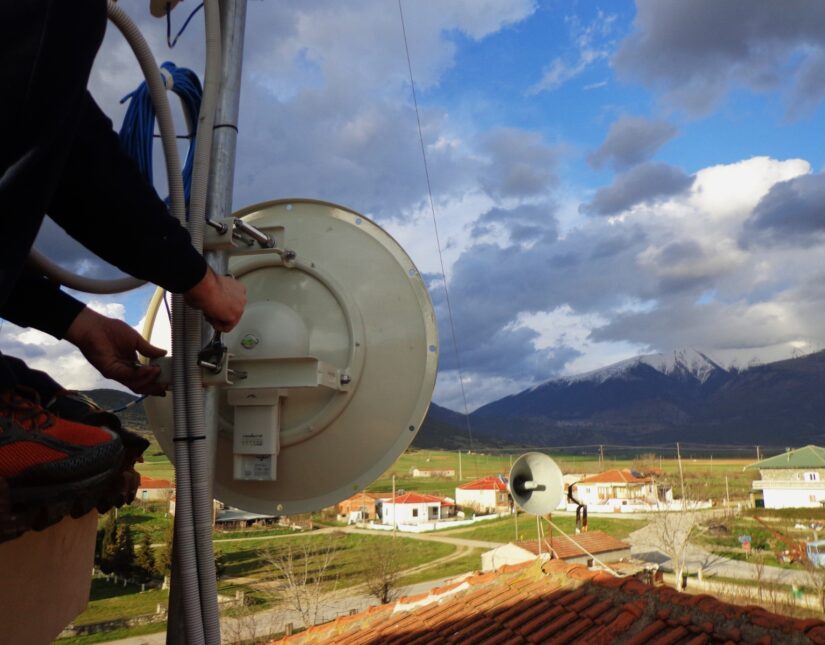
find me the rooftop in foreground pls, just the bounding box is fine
[271,558,825,644]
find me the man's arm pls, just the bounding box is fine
[47,91,207,294]
[0,267,85,339]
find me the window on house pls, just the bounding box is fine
[412,509,418,517]
[806,472,820,482]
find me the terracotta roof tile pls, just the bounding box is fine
[683,635,710,645]
[273,557,825,645]
[577,468,652,484]
[387,492,453,505]
[138,475,173,489]
[458,476,509,491]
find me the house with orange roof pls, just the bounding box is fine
[481,532,632,571]
[381,492,456,526]
[269,557,825,645]
[336,491,384,523]
[572,468,674,512]
[135,475,174,502]
[455,475,511,514]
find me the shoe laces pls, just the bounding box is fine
[0,388,55,432]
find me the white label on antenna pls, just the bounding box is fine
[235,455,276,480]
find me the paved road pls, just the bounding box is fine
[341,526,501,550]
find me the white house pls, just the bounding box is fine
[411,468,456,478]
[748,445,825,509]
[381,493,455,526]
[455,476,511,513]
[481,531,631,571]
[136,475,174,502]
[572,469,672,511]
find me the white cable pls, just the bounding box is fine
[29,3,188,295]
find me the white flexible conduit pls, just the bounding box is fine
[179,0,222,641]
[28,0,192,294]
[106,3,217,643]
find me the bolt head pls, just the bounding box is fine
[240,334,260,350]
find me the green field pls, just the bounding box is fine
[365,449,759,503]
[217,532,454,586]
[438,513,646,543]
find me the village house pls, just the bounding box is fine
[455,476,511,514]
[571,468,672,511]
[336,492,384,523]
[381,493,455,526]
[410,467,456,478]
[748,444,825,509]
[135,475,174,502]
[481,531,631,571]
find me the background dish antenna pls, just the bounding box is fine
[143,199,438,515]
[508,452,564,515]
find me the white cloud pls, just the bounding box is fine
[528,11,616,94]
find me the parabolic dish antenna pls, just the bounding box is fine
[143,199,438,514]
[508,452,564,515]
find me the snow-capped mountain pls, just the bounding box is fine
[414,349,825,448]
[560,348,727,385]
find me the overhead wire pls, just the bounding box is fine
[166,1,205,48]
[398,0,480,476]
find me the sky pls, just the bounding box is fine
[5,0,825,412]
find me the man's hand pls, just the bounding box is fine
[65,307,167,395]
[184,267,246,332]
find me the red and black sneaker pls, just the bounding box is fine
[0,390,125,542]
[45,390,150,464]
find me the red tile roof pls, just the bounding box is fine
[138,475,173,489]
[458,475,509,491]
[270,559,825,645]
[387,493,454,506]
[513,531,629,560]
[578,468,652,484]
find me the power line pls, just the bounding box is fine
[398,0,477,459]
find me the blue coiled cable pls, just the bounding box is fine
[118,61,202,208]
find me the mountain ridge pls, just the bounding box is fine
[416,348,825,448]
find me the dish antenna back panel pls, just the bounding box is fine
[144,199,438,515]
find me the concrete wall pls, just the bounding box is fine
[761,468,825,482]
[382,502,440,525]
[764,487,825,509]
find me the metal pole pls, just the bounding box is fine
[676,442,685,504]
[168,1,248,643]
[392,475,397,538]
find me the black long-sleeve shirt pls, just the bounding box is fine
[0,94,207,338]
[0,0,206,340]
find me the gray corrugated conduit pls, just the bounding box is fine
[104,3,207,643]
[180,0,223,641]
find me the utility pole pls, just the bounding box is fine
[392,474,397,538]
[676,442,686,503]
[599,445,605,469]
[725,476,730,507]
[756,445,761,462]
[458,450,462,481]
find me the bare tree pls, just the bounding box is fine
[362,538,403,604]
[259,535,341,628]
[804,557,825,614]
[222,598,258,645]
[644,506,701,591]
